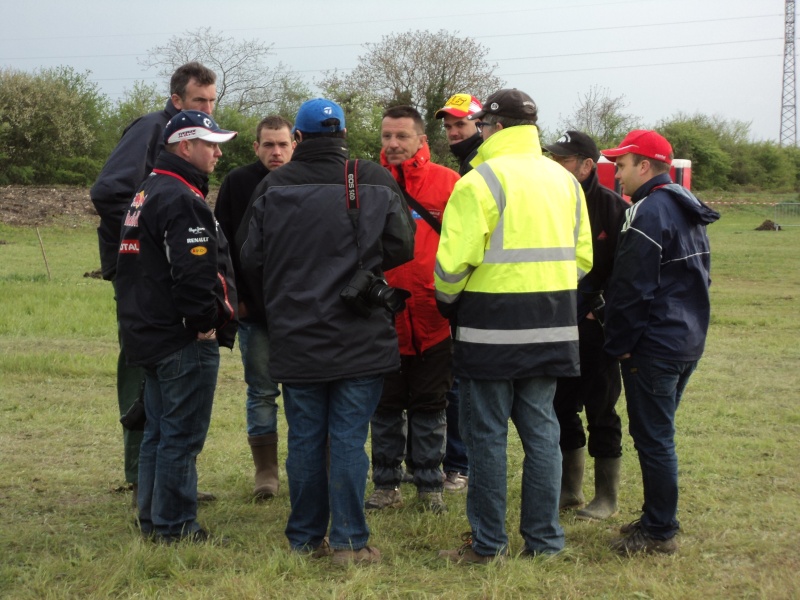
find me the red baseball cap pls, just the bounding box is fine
[601,130,673,164]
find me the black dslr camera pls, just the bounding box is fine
[340,269,411,319]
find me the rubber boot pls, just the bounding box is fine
[559,447,586,510]
[576,457,620,521]
[248,433,279,499]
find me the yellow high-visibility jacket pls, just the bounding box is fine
[434,125,593,379]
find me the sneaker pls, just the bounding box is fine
[438,532,505,565]
[365,487,403,510]
[610,521,678,555]
[418,491,447,514]
[331,545,382,566]
[443,472,468,493]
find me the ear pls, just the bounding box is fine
[294,131,303,144]
[420,134,428,145]
[253,140,259,156]
[494,122,504,131]
[170,93,183,111]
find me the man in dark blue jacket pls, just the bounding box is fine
[601,130,720,555]
[90,62,217,506]
[117,110,238,543]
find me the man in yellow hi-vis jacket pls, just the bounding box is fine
[435,89,593,564]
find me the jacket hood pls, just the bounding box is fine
[470,125,542,168]
[636,174,720,226]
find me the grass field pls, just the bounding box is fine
[0,193,798,599]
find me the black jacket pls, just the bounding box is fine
[239,137,416,383]
[214,160,269,314]
[604,173,720,361]
[577,169,629,320]
[91,100,179,281]
[116,152,238,366]
[449,132,482,176]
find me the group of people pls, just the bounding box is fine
[91,60,719,564]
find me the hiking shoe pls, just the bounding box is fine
[331,545,381,566]
[293,537,333,558]
[365,487,403,510]
[619,519,641,534]
[438,532,505,565]
[443,471,468,492]
[611,521,678,556]
[418,491,448,514]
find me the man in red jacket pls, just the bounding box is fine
[365,105,459,514]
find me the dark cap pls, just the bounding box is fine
[544,130,600,162]
[470,88,537,121]
[164,111,237,145]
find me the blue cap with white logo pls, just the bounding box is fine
[293,98,346,134]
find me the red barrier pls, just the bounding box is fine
[597,157,692,200]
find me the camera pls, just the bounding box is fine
[340,269,411,318]
[120,398,146,431]
[585,290,606,326]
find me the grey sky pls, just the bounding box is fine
[2,0,790,142]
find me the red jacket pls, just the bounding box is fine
[381,144,459,355]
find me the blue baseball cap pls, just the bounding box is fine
[293,98,346,134]
[164,110,237,144]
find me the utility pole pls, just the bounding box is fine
[781,0,797,146]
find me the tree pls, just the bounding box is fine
[140,27,307,116]
[319,30,503,163]
[558,85,640,149]
[0,66,110,185]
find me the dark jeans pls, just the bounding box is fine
[553,317,622,458]
[138,339,219,540]
[443,378,469,475]
[238,320,281,436]
[283,376,383,552]
[621,354,698,540]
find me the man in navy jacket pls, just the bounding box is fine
[601,130,720,555]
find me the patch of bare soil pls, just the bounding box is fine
[0,186,96,227]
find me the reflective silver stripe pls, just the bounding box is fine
[457,326,579,345]
[572,177,582,245]
[476,162,579,265]
[476,163,505,215]
[486,246,576,264]
[435,289,461,304]
[435,260,473,284]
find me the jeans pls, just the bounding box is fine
[443,378,469,475]
[460,377,564,556]
[238,320,281,436]
[282,376,383,552]
[621,354,698,540]
[137,339,219,540]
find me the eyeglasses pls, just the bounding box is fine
[475,121,493,134]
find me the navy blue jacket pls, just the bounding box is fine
[91,100,179,280]
[116,152,238,366]
[604,173,720,361]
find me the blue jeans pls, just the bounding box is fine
[443,378,469,475]
[238,320,280,436]
[282,376,383,552]
[460,377,564,556]
[137,339,219,540]
[621,355,698,540]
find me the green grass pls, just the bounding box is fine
[0,197,799,599]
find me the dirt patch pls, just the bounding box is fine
[755,219,781,231]
[0,186,219,228]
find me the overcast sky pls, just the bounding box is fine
[2,0,792,143]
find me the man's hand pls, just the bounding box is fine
[198,328,216,341]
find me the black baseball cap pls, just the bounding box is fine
[469,89,538,121]
[544,130,600,162]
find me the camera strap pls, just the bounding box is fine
[344,160,364,268]
[401,189,441,236]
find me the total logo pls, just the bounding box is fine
[119,240,140,254]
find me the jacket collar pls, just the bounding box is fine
[631,173,672,204]
[153,151,210,198]
[471,125,542,168]
[380,143,431,186]
[292,137,349,163]
[448,132,482,163]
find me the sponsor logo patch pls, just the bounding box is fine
[124,212,140,227]
[188,226,206,234]
[132,191,146,208]
[191,246,208,256]
[119,240,139,254]
[187,237,209,243]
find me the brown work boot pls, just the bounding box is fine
[610,521,678,556]
[443,471,468,492]
[248,433,280,499]
[438,532,506,565]
[331,545,382,566]
[365,487,403,510]
[418,490,447,514]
